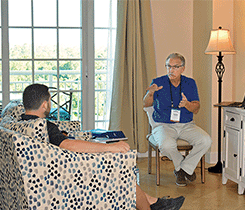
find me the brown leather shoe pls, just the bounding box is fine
[174,169,187,186]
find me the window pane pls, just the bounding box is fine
[0,30,2,59]
[34,29,57,59]
[94,29,116,60]
[10,61,32,92]
[95,90,109,129]
[9,0,31,26]
[59,0,81,27]
[34,61,57,87]
[95,0,117,28]
[94,29,110,59]
[70,92,82,122]
[0,63,2,91]
[9,29,32,59]
[0,4,2,26]
[0,2,1,26]
[10,93,22,101]
[0,61,2,111]
[33,0,56,27]
[59,29,81,59]
[95,72,107,90]
[111,0,117,28]
[59,61,81,90]
[95,121,108,130]
[3,0,116,130]
[0,62,2,104]
[94,0,117,129]
[95,60,107,72]
[112,30,117,58]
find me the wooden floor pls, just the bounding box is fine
[137,157,245,210]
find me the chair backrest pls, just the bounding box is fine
[1,100,25,121]
[48,87,73,121]
[0,127,29,209]
[143,106,162,131]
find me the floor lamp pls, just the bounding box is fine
[205,26,236,173]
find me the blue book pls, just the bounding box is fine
[90,129,128,143]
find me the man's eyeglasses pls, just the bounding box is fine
[165,65,184,70]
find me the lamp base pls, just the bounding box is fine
[208,161,222,173]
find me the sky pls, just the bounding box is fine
[8,0,117,49]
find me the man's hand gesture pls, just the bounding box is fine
[179,92,188,108]
[143,83,163,107]
[146,84,163,95]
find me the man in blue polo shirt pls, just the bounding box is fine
[143,53,212,186]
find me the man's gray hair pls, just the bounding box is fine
[166,53,185,66]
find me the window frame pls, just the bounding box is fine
[1,0,116,130]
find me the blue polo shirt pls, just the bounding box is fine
[151,75,199,123]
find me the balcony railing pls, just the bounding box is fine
[2,69,110,129]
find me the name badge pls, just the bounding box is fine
[170,109,180,122]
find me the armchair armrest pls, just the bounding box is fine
[0,127,28,209]
[51,120,81,132]
[51,120,92,141]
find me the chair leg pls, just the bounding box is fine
[156,148,160,186]
[201,155,205,183]
[148,143,152,174]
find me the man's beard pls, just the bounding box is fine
[44,103,51,118]
[44,110,50,118]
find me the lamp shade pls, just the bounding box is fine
[205,27,235,55]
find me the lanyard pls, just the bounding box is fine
[169,77,181,108]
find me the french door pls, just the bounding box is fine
[1,0,117,130]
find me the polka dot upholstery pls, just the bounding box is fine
[1,101,25,121]
[68,130,92,141]
[0,116,137,209]
[0,101,137,209]
[0,127,29,209]
[12,132,137,209]
[0,115,16,124]
[51,120,92,141]
[1,101,91,141]
[1,116,49,143]
[51,120,81,132]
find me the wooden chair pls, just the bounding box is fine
[147,133,205,186]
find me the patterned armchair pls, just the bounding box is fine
[0,101,137,209]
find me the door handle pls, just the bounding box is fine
[230,118,235,122]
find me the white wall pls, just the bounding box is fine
[210,0,234,163]
[151,0,193,78]
[150,0,236,164]
[234,0,245,101]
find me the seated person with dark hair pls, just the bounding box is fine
[21,83,185,210]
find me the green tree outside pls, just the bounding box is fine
[8,44,110,122]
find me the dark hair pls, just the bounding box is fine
[166,53,185,66]
[23,84,50,110]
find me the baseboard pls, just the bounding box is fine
[137,151,218,164]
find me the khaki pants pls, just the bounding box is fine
[152,121,212,175]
